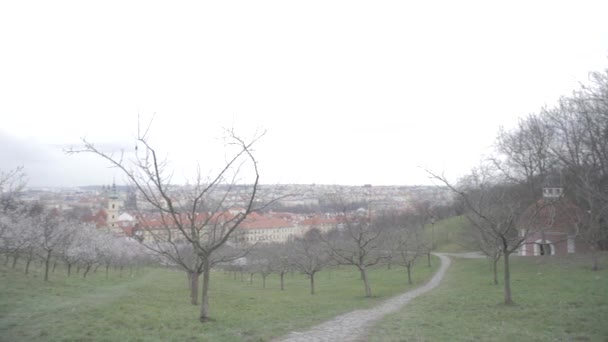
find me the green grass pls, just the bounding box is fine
[0,257,439,342]
[369,253,608,342]
[425,215,471,253]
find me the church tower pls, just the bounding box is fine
[107,181,121,232]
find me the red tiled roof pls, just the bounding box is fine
[241,216,294,230]
[521,197,585,232]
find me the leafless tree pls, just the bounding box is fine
[429,166,543,305]
[494,113,556,188]
[68,121,263,322]
[322,195,389,298]
[36,212,76,281]
[0,166,26,209]
[247,245,274,289]
[256,242,293,291]
[464,222,503,285]
[545,70,608,270]
[379,213,424,285]
[291,228,330,295]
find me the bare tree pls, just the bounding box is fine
[464,222,503,285]
[545,71,608,270]
[254,242,292,291]
[384,225,422,285]
[322,195,389,298]
[494,113,556,188]
[248,245,274,289]
[0,166,26,210]
[68,122,263,322]
[36,212,75,281]
[429,166,542,305]
[0,166,27,261]
[291,229,330,295]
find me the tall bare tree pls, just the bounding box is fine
[546,70,608,269]
[322,194,388,298]
[429,166,542,305]
[68,122,263,322]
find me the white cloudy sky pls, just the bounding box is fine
[1,0,607,187]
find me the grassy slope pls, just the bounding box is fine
[0,257,439,342]
[425,215,471,253]
[369,254,608,342]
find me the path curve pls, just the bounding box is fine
[274,253,452,342]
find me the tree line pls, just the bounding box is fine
[431,66,608,305]
[230,206,433,297]
[1,173,151,282]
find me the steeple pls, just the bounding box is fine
[110,178,118,199]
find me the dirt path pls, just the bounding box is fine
[274,253,452,342]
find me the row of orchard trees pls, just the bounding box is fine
[232,206,433,298]
[430,66,608,305]
[0,169,150,281]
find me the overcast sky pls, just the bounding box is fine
[1,0,607,187]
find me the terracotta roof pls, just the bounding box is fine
[520,197,585,232]
[241,216,294,230]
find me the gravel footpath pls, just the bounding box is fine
[273,253,452,342]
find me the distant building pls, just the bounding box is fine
[518,187,588,256]
[299,215,341,234]
[238,213,298,243]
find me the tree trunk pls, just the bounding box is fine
[190,271,200,305]
[590,246,599,271]
[11,254,19,269]
[83,264,92,278]
[406,263,412,285]
[199,259,211,322]
[3,254,9,266]
[427,252,432,267]
[503,252,513,305]
[44,250,52,281]
[249,273,254,285]
[119,265,124,278]
[105,263,110,279]
[24,255,32,275]
[262,274,267,289]
[492,257,499,285]
[52,261,57,273]
[309,272,315,295]
[67,263,72,276]
[280,272,285,291]
[360,267,372,297]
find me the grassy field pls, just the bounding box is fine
[0,257,439,342]
[424,215,471,253]
[369,253,608,342]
